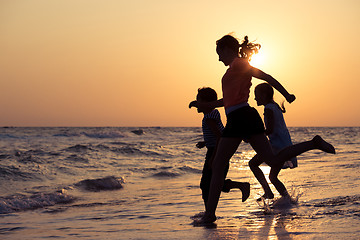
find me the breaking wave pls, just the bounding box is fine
[0,190,75,214]
[74,176,125,192]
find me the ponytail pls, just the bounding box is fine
[217,34,261,62]
[239,36,261,61]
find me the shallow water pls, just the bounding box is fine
[0,127,359,239]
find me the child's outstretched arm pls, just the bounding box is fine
[251,67,296,103]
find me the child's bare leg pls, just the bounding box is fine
[276,135,335,165]
[249,134,280,198]
[313,135,336,153]
[249,154,274,199]
[269,166,288,197]
[203,137,242,223]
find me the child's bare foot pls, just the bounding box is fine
[313,135,336,154]
[192,212,216,226]
[256,192,274,202]
[190,211,205,219]
[240,182,250,202]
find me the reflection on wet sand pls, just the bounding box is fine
[202,207,297,239]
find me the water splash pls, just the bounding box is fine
[257,187,303,214]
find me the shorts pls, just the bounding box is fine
[222,106,265,140]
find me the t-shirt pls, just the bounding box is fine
[202,109,224,148]
[222,57,252,109]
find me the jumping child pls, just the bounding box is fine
[250,83,298,200]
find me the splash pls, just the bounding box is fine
[257,197,273,214]
[257,187,303,214]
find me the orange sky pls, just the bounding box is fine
[0,0,359,127]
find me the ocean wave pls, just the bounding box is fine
[65,154,89,163]
[309,195,360,219]
[63,143,161,157]
[151,171,181,178]
[0,154,11,159]
[109,141,131,145]
[108,145,161,156]
[74,176,125,192]
[64,144,94,153]
[138,166,201,177]
[82,132,125,139]
[128,167,159,173]
[336,162,360,169]
[110,146,143,155]
[131,129,144,135]
[178,166,202,174]
[314,195,360,208]
[0,166,39,180]
[0,190,75,214]
[53,133,82,137]
[0,134,19,139]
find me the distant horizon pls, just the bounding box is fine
[1,125,359,128]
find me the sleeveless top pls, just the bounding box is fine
[265,103,297,168]
[222,57,252,109]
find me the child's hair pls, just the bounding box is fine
[197,87,218,102]
[255,83,286,113]
[216,34,261,61]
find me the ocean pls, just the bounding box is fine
[0,127,359,239]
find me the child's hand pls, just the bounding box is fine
[196,141,206,148]
[286,94,296,103]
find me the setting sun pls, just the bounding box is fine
[250,52,266,68]
[0,1,359,127]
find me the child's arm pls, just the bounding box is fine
[264,108,274,135]
[251,67,296,103]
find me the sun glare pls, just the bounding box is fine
[250,53,265,68]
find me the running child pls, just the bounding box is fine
[191,87,250,214]
[249,83,299,200]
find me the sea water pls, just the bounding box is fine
[0,127,359,239]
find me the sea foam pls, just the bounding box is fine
[0,190,75,214]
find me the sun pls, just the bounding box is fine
[250,52,265,68]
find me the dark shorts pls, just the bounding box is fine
[222,106,265,140]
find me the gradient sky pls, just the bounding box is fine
[1,0,359,127]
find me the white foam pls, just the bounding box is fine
[0,190,75,214]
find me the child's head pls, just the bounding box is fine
[254,83,273,106]
[255,83,286,113]
[196,87,217,113]
[216,35,261,63]
[197,87,217,102]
